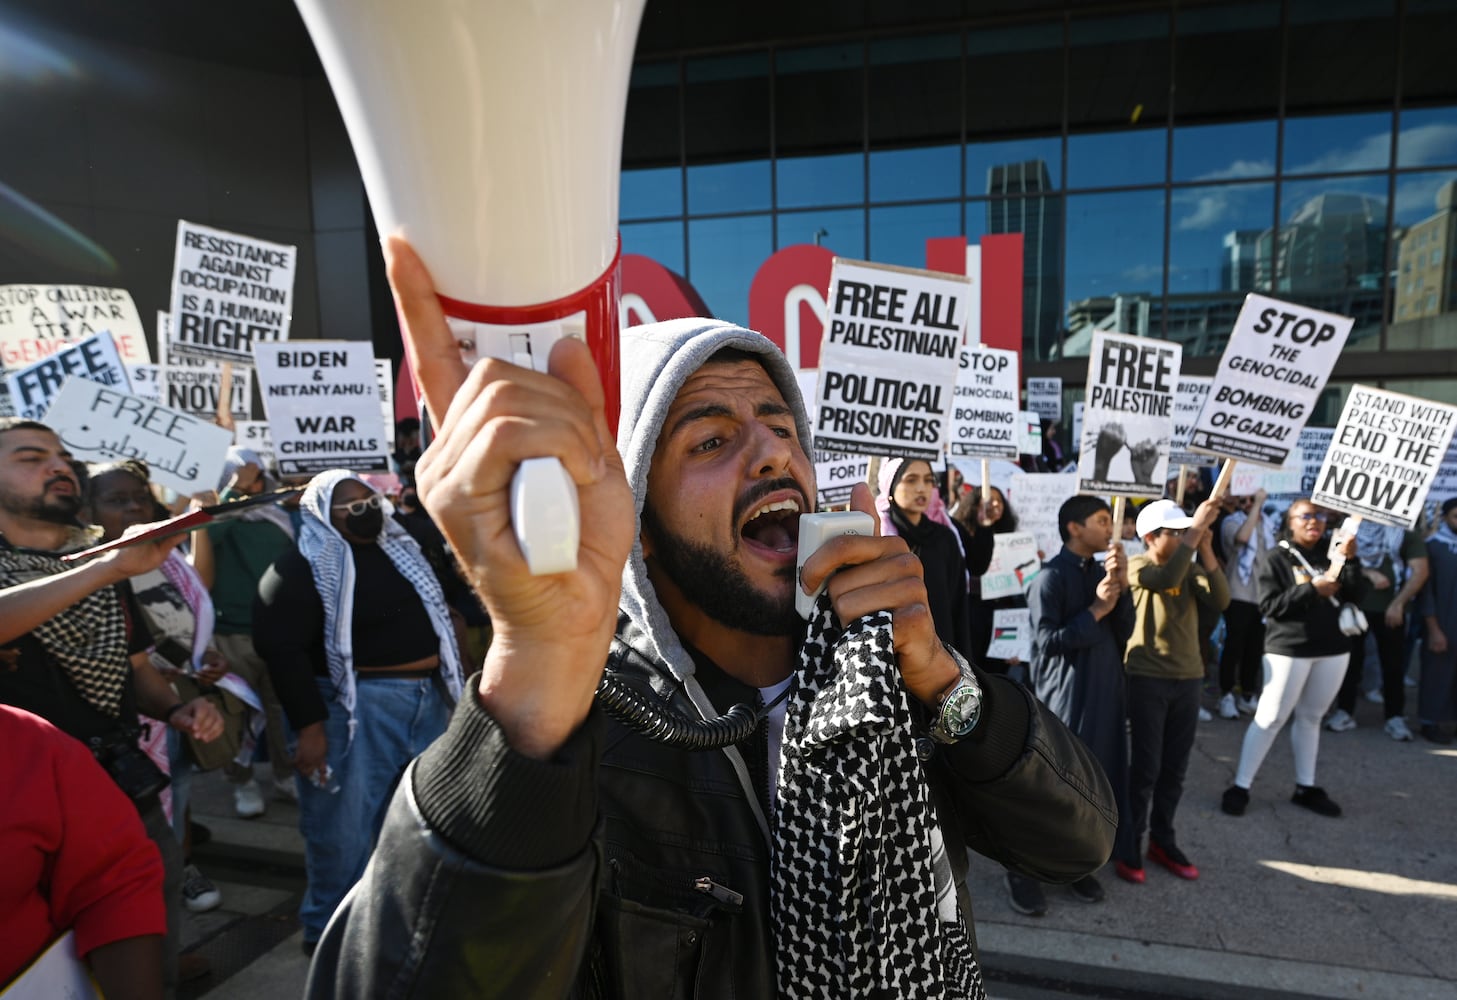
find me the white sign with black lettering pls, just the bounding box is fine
[5,331,130,420]
[1427,437,1457,516]
[814,450,870,507]
[128,364,162,403]
[1017,410,1043,456]
[0,285,148,417]
[234,420,278,478]
[981,531,1042,600]
[43,380,232,494]
[814,258,969,460]
[985,608,1032,663]
[374,359,395,455]
[1026,377,1062,422]
[168,221,297,365]
[1190,293,1352,468]
[159,314,251,420]
[950,346,1019,460]
[1310,385,1457,529]
[1078,332,1181,499]
[1008,472,1076,559]
[1168,376,1215,468]
[255,341,389,475]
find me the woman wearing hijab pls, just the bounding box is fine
[876,457,972,659]
[254,469,465,953]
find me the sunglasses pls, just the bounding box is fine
[1293,511,1329,523]
[331,493,382,516]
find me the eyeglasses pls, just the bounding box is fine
[1293,512,1329,523]
[331,493,382,516]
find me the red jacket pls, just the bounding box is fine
[0,705,165,985]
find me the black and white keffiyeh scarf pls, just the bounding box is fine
[772,599,984,1000]
[0,527,130,718]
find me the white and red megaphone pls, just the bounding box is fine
[296,0,645,574]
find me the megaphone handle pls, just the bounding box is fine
[511,457,580,575]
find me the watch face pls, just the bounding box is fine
[942,685,981,737]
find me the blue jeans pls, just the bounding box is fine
[296,675,451,941]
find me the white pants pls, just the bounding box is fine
[1234,652,1349,789]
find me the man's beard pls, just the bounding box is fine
[642,507,802,637]
[0,481,81,525]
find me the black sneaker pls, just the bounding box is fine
[1291,785,1342,817]
[1005,871,1048,916]
[1221,785,1249,816]
[1068,874,1105,903]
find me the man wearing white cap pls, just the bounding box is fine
[1119,498,1228,884]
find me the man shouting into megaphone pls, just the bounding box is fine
[304,238,1115,1000]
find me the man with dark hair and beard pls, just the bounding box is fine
[0,418,224,994]
[305,241,1115,1000]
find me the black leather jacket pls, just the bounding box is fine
[307,618,1116,999]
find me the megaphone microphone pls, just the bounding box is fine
[296,0,646,574]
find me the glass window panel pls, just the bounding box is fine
[1397,106,1457,169]
[1172,120,1277,183]
[1067,11,1170,131]
[687,160,770,214]
[1286,0,1396,112]
[775,44,864,157]
[1388,170,1457,349]
[1174,2,1280,121]
[776,208,866,259]
[1403,1,1457,103]
[684,53,769,162]
[966,22,1063,137]
[968,136,1060,195]
[687,214,772,328]
[1166,183,1275,357]
[1282,112,1394,175]
[1382,379,1457,407]
[1062,190,1168,357]
[621,167,682,221]
[777,153,863,209]
[869,201,965,269]
[1266,175,1390,352]
[868,34,961,146]
[1067,128,1167,189]
[623,60,679,170]
[621,220,686,274]
[870,145,960,202]
[981,194,1066,362]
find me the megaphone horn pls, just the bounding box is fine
[296,0,646,574]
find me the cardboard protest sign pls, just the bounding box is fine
[1190,294,1352,468]
[1168,376,1215,468]
[255,341,390,476]
[949,346,1019,460]
[985,609,1032,663]
[814,450,869,507]
[813,258,969,460]
[167,221,297,365]
[44,380,231,495]
[1026,377,1062,422]
[234,420,278,477]
[1310,385,1457,529]
[1008,472,1077,558]
[1230,447,1303,498]
[158,312,252,420]
[1078,331,1181,499]
[129,364,162,403]
[5,331,130,420]
[981,531,1042,600]
[1017,410,1042,456]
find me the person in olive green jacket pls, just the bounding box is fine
[1119,497,1229,884]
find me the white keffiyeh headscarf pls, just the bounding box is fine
[297,470,464,749]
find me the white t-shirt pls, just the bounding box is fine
[758,676,795,803]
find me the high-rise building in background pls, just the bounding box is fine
[1394,180,1457,323]
[986,160,1063,362]
[1220,230,1261,291]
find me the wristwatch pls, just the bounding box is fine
[929,645,983,744]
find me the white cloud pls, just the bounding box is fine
[1194,159,1276,183]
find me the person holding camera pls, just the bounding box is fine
[1221,500,1365,819]
[0,418,224,996]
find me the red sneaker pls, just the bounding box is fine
[1114,860,1145,884]
[1148,840,1200,880]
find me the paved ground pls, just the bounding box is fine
[178,689,1457,999]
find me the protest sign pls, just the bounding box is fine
[255,341,390,476]
[1017,410,1042,456]
[234,420,278,477]
[43,380,232,495]
[1169,376,1215,468]
[158,312,252,420]
[1310,385,1457,529]
[981,531,1042,600]
[1190,294,1352,468]
[1230,447,1303,498]
[813,258,969,460]
[1026,377,1062,422]
[1008,472,1076,558]
[1428,436,1457,512]
[167,221,297,365]
[949,346,1019,460]
[1072,401,1083,448]
[5,331,130,420]
[129,364,162,403]
[985,609,1032,663]
[814,450,869,507]
[0,285,148,417]
[374,359,396,454]
[1077,331,1181,499]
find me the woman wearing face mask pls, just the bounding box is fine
[253,470,465,954]
[1221,500,1364,819]
[876,458,972,660]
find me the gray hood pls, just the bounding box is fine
[616,318,813,686]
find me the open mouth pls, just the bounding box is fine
[740,497,802,555]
